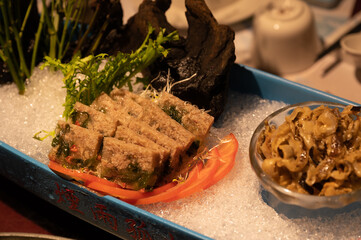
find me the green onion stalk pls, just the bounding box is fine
[0,0,105,94]
[0,0,35,94]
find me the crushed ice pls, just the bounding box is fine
[2,70,361,239]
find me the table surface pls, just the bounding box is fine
[233,0,361,104]
[2,0,361,239]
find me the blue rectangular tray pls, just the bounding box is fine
[0,64,355,240]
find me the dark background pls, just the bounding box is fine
[0,174,121,239]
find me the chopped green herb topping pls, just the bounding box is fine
[71,111,90,128]
[162,105,183,124]
[116,163,156,190]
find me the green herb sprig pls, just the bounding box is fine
[41,25,179,120]
[1,0,115,94]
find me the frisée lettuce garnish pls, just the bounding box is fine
[41,25,179,120]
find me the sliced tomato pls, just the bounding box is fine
[149,181,177,195]
[48,133,238,205]
[164,148,221,202]
[206,133,238,188]
[133,163,202,205]
[87,178,178,203]
[86,181,148,203]
[48,161,119,187]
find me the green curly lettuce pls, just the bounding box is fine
[41,25,179,120]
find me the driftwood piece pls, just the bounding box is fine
[99,0,235,119]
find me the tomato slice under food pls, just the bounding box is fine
[48,133,238,205]
[48,161,119,187]
[133,163,201,205]
[163,148,221,202]
[205,133,238,189]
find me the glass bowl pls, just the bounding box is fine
[249,101,361,209]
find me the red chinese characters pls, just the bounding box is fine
[55,182,83,214]
[91,203,118,231]
[53,183,174,239]
[125,219,152,240]
[125,219,174,240]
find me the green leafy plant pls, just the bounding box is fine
[0,0,117,94]
[41,26,179,120]
[0,0,35,94]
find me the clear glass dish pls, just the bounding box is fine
[249,101,361,209]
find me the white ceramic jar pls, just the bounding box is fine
[253,0,322,74]
[340,32,361,69]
